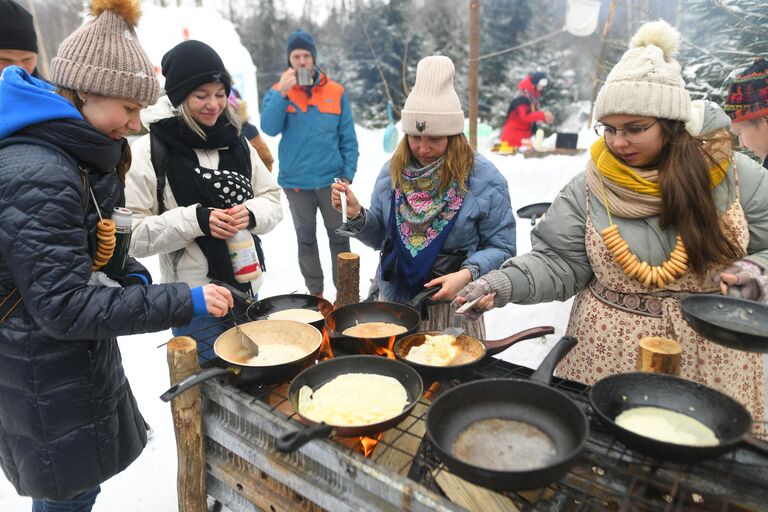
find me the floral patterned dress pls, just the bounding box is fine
[558,180,765,428]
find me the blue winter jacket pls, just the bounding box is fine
[0,67,195,500]
[260,72,359,189]
[350,154,517,302]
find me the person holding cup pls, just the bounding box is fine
[261,29,359,299]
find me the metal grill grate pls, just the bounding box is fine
[190,317,768,511]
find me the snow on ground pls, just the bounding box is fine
[0,126,588,511]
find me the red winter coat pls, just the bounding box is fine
[500,75,546,147]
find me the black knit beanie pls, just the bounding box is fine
[161,40,232,107]
[286,30,317,66]
[0,0,37,52]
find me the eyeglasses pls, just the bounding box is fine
[594,121,658,142]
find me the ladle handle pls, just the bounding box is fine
[276,422,334,453]
[483,325,555,356]
[160,367,234,402]
[530,336,578,385]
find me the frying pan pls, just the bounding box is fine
[325,286,440,354]
[394,326,555,379]
[590,372,768,461]
[276,355,423,452]
[160,320,322,402]
[680,294,768,352]
[425,336,589,491]
[213,280,333,332]
[516,202,551,226]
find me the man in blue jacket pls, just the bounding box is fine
[261,29,359,297]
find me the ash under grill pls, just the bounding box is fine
[189,318,768,511]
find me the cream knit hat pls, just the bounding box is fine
[594,20,691,122]
[401,56,464,136]
[51,0,159,105]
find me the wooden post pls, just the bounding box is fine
[335,252,360,308]
[637,336,681,375]
[468,0,480,151]
[167,336,207,512]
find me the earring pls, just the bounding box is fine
[79,96,87,104]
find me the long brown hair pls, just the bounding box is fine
[656,119,743,274]
[56,88,131,184]
[390,134,475,193]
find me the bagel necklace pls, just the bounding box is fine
[597,175,689,288]
[89,186,116,271]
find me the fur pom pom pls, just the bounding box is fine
[91,0,141,28]
[630,20,680,61]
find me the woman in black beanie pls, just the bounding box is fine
[125,40,283,360]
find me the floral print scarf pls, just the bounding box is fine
[395,156,465,256]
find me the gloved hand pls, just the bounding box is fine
[88,271,121,288]
[716,259,768,303]
[452,278,494,321]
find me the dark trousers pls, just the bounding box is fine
[32,486,100,512]
[284,186,350,294]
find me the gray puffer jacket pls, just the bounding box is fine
[485,102,768,305]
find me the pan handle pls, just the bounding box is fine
[529,336,578,386]
[407,286,441,320]
[483,325,555,357]
[210,280,254,306]
[276,422,334,453]
[160,367,235,402]
[742,435,768,458]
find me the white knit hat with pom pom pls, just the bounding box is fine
[594,20,691,122]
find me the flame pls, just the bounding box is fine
[319,328,335,360]
[358,434,382,457]
[371,335,396,359]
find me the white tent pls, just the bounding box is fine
[135,4,260,120]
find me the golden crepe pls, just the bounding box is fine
[243,344,308,366]
[405,334,461,366]
[298,373,409,426]
[615,406,719,446]
[267,308,324,323]
[342,322,407,338]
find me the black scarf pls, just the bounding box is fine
[151,116,255,292]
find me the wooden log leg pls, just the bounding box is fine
[637,336,682,375]
[335,252,360,308]
[167,336,207,512]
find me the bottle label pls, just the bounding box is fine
[229,246,261,276]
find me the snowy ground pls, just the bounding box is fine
[0,126,590,511]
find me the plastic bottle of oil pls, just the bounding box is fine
[226,229,262,283]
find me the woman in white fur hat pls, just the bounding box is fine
[455,20,768,425]
[331,55,516,337]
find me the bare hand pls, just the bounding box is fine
[209,208,237,239]
[278,68,297,96]
[330,182,361,218]
[543,111,555,124]
[226,204,251,231]
[425,269,472,302]
[202,284,234,317]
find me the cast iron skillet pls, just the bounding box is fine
[213,280,333,332]
[160,320,322,402]
[590,372,768,461]
[325,286,440,354]
[394,326,555,379]
[276,355,423,452]
[516,202,551,226]
[425,336,589,491]
[680,294,768,352]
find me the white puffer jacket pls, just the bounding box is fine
[126,96,283,292]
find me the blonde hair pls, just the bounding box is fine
[389,134,474,193]
[178,101,241,140]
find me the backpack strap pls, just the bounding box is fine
[149,131,168,214]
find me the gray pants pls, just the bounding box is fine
[285,186,350,294]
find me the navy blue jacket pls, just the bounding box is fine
[0,67,195,500]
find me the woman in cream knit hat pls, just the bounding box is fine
[0,1,233,509]
[331,55,516,337]
[455,20,768,426]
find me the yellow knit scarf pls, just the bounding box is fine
[590,137,728,197]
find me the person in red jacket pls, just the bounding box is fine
[500,72,554,148]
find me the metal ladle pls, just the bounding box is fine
[229,308,259,357]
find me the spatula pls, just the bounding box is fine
[229,308,259,357]
[440,312,465,338]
